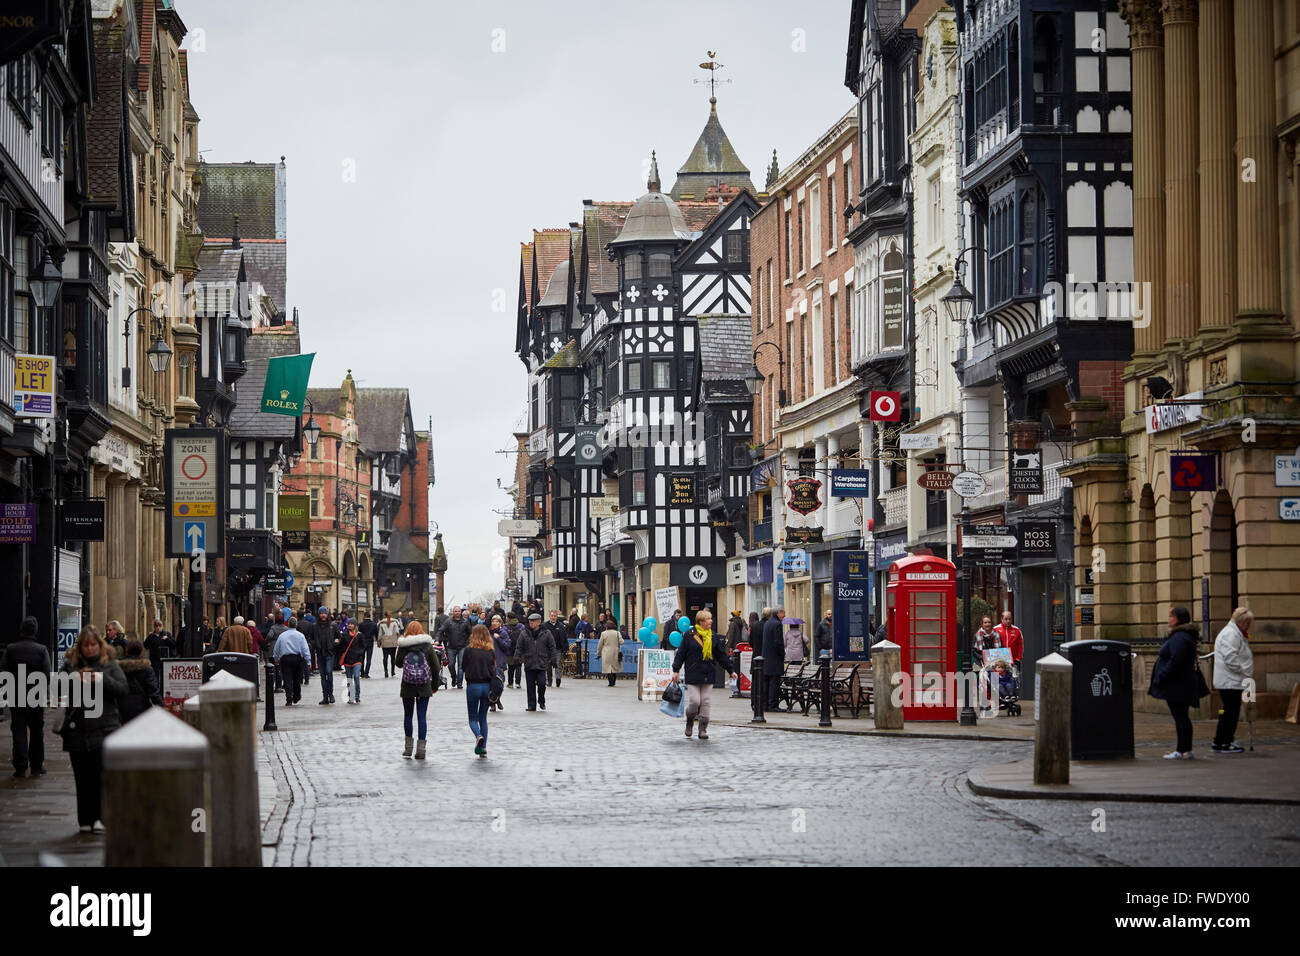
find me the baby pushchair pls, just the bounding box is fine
[995,664,1021,716]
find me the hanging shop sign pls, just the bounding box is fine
[881,275,905,351]
[1169,453,1217,493]
[0,503,36,543]
[1009,447,1044,495]
[164,428,226,558]
[951,471,987,499]
[277,494,311,550]
[60,499,106,542]
[786,475,822,515]
[1145,392,1203,434]
[898,433,940,450]
[830,469,871,498]
[868,390,902,422]
[1016,521,1057,562]
[575,424,603,465]
[916,467,956,491]
[14,353,55,418]
[260,353,316,416]
[785,526,824,545]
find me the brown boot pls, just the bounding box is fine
[685,716,694,737]
[403,736,414,758]
[698,720,709,740]
[415,739,427,760]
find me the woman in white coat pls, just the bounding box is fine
[597,625,622,687]
[1212,607,1254,753]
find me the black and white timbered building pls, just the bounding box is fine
[514,98,758,624]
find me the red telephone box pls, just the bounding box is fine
[886,554,957,721]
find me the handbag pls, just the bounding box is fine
[661,680,682,704]
[490,672,505,699]
[660,686,686,718]
[1196,666,1210,699]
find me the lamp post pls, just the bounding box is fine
[745,341,786,408]
[301,397,321,447]
[957,504,978,726]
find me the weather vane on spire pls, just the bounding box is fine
[695,51,731,104]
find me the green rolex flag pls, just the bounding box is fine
[261,353,316,416]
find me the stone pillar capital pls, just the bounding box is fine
[1120,0,1165,46]
[1161,0,1197,25]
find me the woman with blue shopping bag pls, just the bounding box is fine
[670,609,737,740]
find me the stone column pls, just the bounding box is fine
[1034,653,1072,785]
[1162,0,1198,342]
[825,433,839,537]
[1233,0,1281,323]
[1122,0,1166,354]
[1197,0,1236,331]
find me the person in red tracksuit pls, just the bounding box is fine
[994,611,1024,664]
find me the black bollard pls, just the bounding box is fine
[818,651,832,727]
[263,660,278,732]
[751,654,766,724]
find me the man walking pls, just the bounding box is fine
[313,611,339,704]
[814,610,834,659]
[105,620,127,653]
[2,617,50,778]
[438,606,471,689]
[516,612,556,711]
[661,610,681,651]
[544,609,568,688]
[761,606,786,711]
[273,617,312,706]
[359,612,378,679]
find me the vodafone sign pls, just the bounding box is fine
[869,391,901,422]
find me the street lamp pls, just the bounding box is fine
[747,341,786,406]
[302,397,322,446]
[29,249,63,309]
[940,245,986,325]
[146,316,173,374]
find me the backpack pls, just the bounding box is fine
[402,645,431,685]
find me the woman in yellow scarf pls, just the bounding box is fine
[670,609,737,740]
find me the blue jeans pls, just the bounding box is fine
[466,682,490,745]
[345,663,362,701]
[319,655,335,700]
[450,647,466,686]
[403,696,429,740]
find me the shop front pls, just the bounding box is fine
[872,532,907,633]
[745,552,774,612]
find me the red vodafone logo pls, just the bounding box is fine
[181,454,208,481]
[869,390,901,422]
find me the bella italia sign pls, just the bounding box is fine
[261,353,316,416]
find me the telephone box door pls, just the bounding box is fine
[887,555,958,721]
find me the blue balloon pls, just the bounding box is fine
[643,617,658,631]
[637,627,652,642]
[642,636,657,648]
[677,616,691,633]
[669,631,683,648]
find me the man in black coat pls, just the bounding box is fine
[814,611,834,658]
[438,606,472,688]
[359,612,378,679]
[760,607,786,710]
[515,613,556,711]
[661,610,681,651]
[2,617,51,777]
[311,612,339,704]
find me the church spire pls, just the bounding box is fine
[765,149,780,190]
[647,150,661,193]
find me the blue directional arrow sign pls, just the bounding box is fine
[184,521,205,552]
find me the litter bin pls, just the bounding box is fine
[1059,640,1134,759]
[202,652,262,701]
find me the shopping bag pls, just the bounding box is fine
[660,689,686,718]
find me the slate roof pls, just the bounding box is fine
[385,532,430,568]
[542,340,579,369]
[580,201,633,296]
[522,229,572,311]
[87,16,127,210]
[230,329,302,440]
[305,387,341,418]
[196,162,279,239]
[670,101,755,201]
[697,314,752,382]
[354,388,411,454]
[195,246,243,285]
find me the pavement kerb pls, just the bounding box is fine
[965,770,1300,806]
[711,719,1029,743]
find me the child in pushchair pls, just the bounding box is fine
[991,659,1021,716]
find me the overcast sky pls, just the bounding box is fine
[182,0,851,604]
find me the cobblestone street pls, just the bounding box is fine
[254,676,1300,867]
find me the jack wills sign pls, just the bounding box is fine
[278,494,310,550]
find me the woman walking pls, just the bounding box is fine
[489,614,512,712]
[59,626,127,832]
[377,612,402,677]
[597,621,622,687]
[395,621,439,758]
[671,609,737,740]
[1212,608,1255,753]
[340,620,365,704]
[118,641,163,723]
[506,615,524,690]
[463,624,497,757]
[1148,606,1202,759]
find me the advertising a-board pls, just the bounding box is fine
[638,648,675,700]
[162,659,204,716]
